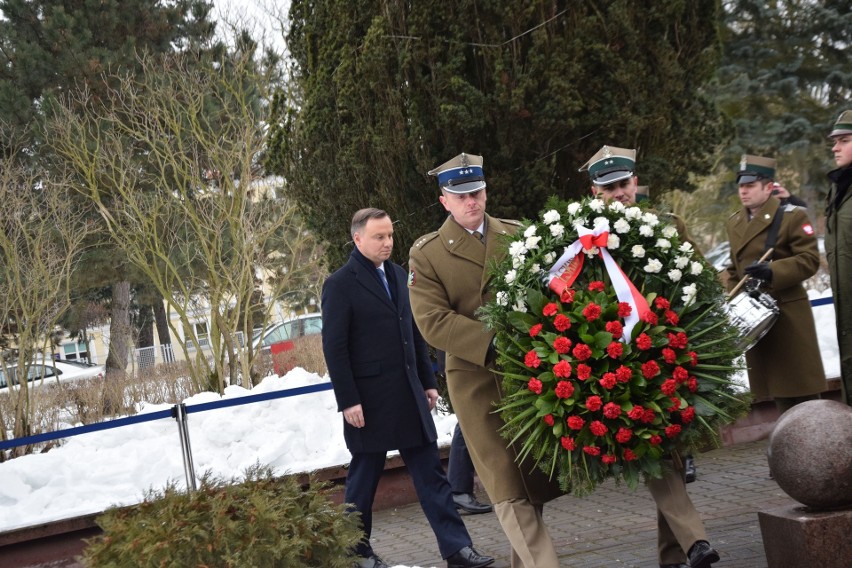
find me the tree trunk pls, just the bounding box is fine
[153,297,175,363]
[105,280,131,374]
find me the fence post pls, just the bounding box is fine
[171,403,198,491]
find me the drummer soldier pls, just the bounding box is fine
[723,154,826,413]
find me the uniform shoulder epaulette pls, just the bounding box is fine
[500,218,523,227]
[728,210,739,219]
[412,231,439,249]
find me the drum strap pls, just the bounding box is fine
[764,207,785,259]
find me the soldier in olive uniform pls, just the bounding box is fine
[826,110,852,406]
[723,155,826,412]
[581,145,719,568]
[408,153,564,568]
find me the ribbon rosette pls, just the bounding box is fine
[545,220,651,340]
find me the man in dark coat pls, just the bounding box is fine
[826,110,852,406]
[723,155,826,412]
[322,208,494,568]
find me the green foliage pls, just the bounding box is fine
[81,465,362,568]
[269,0,725,268]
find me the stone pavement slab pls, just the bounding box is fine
[367,439,797,567]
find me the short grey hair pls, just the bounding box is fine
[351,208,389,239]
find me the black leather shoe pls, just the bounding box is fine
[684,454,697,483]
[446,546,495,568]
[354,554,390,568]
[688,540,720,568]
[452,493,493,514]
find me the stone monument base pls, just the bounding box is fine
[758,504,852,568]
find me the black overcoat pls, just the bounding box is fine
[321,249,438,453]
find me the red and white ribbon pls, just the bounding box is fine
[546,220,651,341]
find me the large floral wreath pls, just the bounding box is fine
[480,196,747,495]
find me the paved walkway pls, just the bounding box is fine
[368,439,795,568]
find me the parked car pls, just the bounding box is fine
[0,359,105,391]
[252,313,323,353]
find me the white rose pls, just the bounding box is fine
[566,202,582,216]
[690,261,704,276]
[681,283,698,305]
[525,235,542,250]
[512,256,524,268]
[613,218,631,234]
[631,245,646,258]
[675,256,690,269]
[662,225,677,238]
[496,291,508,306]
[679,242,694,254]
[656,238,671,250]
[508,240,527,258]
[524,224,538,238]
[505,269,517,284]
[639,224,654,237]
[668,268,683,282]
[531,263,541,274]
[607,234,620,249]
[608,201,625,213]
[543,209,561,225]
[644,258,663,273]
[512,299,527,313]
[593,216,608,228]
[550,223,565,238]
[624,206,642,220]
[543,252,556,264]
[589,198,605,213]
[642,212,660,226]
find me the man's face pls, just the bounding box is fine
[832,134,852,169]
[738,180,773,212]
[592,176,638,205]
[440,188,487,231]
[353,215,394,267]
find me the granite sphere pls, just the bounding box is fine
[767,399,852,509]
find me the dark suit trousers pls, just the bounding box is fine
[447,422,475,494]
[345,441,472,559]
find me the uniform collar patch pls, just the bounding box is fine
[407,269,416,287]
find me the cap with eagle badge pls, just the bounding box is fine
[828,110,852,138]
[428,152,486,194]
[736,154,776,184]
[579,145,637,186]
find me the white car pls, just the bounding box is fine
[0,359,105,391]
[252,313,323,353]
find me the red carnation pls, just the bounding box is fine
[623,448,638,461]
[583,302,602,321]
[673,366,689,382]
[601,454,617,465]
[586,395,603,412]
[529,323,543,337]
[554,380,574,398]
[665,424,682,438]
[668,397,681,411]
[617,302,632,317]
[649,434,663,445]
[527,377,543,394]
[641,360,660,378]
[636,333,652,350]
[588,280,605,292]
[524,350,541,368]
[661,378,678,396]
[605,320,623,339]
[589,420,607,436]
[688,351,699,366]
[560,289,576,303]
[627,405,645,420]
[680,407,696,424]
[641,409,656,423]
[654,297,671,310]
[577,363,592,380]
[543,302,558,316]
[662,347,677,364]
[583,445,601,456]
[599,373,617,390]
[603,402,622,419]
[606,341,623,359]
[572,343,592,361]
[615,365,633,383]
[641,311,659,325]
[567,415,585,430]
[561,436,576,451]
[554,360,573,378]
[554,314,572,332]
[553,336,572,354]
[543,414,555,427]
[615,427,633,443]
[688,376,698,392]
[667,331,689,349]
[665,310,679,325]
